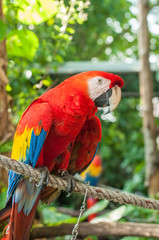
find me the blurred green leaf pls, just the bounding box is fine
[42,79,51,87]
[66,27,75,34]
[55,236,72,240]
[0,187,7,209]
[7,29,39,60]
[56,54,64,63]
[81,199,109,221]
[0,19,7,41]
[84,236,98,240]
[120,237,155,240]
[38,205,77,226]
[93,205,134,223]
[0,140,13,153]
[6,84,12,92]
[14,0,57,25]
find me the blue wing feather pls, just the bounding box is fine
[6,128,47,203]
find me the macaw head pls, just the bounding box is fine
[68,71,124,113]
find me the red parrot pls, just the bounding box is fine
[0,71,124,239]
[81,154,103,221]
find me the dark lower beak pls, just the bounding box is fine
[94,89,112,107]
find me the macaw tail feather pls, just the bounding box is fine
[41,187,61,204]
[5,195,40,240]
[0,200,12,224]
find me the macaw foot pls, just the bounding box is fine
[36,166,50,187]
[60,170,76,197]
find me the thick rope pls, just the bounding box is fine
[0,154,159,210]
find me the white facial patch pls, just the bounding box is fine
[88,76,111,101]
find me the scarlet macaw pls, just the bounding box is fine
[0,71,124,239]
[81,154,103,221]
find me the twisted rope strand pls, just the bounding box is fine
[0,154,159,210]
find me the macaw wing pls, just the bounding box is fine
[67,116,102,175]
[7,99,54,203]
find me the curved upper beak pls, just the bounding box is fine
[109,85,121,112]
[94,85,121,113]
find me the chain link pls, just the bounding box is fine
[71,181,90,240]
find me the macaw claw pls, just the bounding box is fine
[60,170,75,197]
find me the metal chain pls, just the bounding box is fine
[71,181,90,240]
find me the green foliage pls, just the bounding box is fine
[0,188,7,210]
[93,205,134,223]
[121,237,156,240]
[98,98,145,193]
[127,206,159,223]
[64,0,137,61]
[84,236,98,240]
[38,200,108,226]
[0,19,7,41]
[64,0,159,61]
[7,29,39,60]
[54,237,72,240]
[3,0,90,123]
[0,140,13,153]
[81,199,109,221]
[38,205,77,226]
[37,200,159,240]
[14,0,57,25]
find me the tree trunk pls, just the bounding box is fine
[0,0,8,141]
[0,0,14,189]
[138,0,159,196]
[30,222,159,239]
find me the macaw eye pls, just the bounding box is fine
[96,78,104,85]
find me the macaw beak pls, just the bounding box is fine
[94,85,121,113]
[108,85,121,112]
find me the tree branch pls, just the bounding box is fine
[30,222,159,239]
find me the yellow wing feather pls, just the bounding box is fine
[11,127,33,162]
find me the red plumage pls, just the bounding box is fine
[87,197,98,221]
